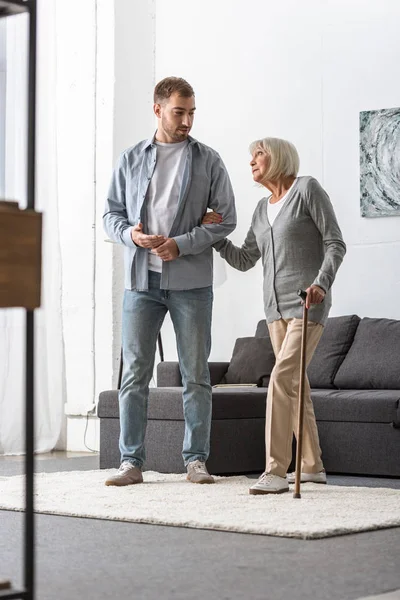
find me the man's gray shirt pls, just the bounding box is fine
[215,177,346,325]
[103,135,236,291]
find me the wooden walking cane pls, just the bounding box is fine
[293,289,308,499]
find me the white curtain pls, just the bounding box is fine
[0,3,65,454]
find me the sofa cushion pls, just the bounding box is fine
[221,336,275,386]
[307,315,360,388]
[256,315,360,388]
[311,389,400,423]
[98,387,268,420]
[255,320,269,338]
[99,387,400,423]
[156,361,230,387]
[334,317,400,389]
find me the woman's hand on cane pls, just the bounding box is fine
[304,285,326,309]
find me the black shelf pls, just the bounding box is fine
[0,591,29,599]
[1,1,37,600]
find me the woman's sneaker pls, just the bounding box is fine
[286,470,327,484]
[249,472,289,495]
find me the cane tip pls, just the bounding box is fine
[293,492,301,499]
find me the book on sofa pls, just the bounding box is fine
[213,383,258,388]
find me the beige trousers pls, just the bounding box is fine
[265,318,324,477]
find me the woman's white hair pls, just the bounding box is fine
[249,137,300,182]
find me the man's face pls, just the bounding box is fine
[154,92,196,143]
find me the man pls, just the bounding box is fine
[103,76,236,486]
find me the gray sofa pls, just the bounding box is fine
[98,315,400,477]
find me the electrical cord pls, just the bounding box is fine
[83,406,97,453]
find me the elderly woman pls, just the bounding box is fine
[203,137,346,494]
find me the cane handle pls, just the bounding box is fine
[297,289,307,302]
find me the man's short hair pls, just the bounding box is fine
[249,137,300,182]
[154,77,195,104]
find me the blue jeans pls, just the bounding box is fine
[119,270,213,468]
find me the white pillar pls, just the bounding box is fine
[67,0,156,451]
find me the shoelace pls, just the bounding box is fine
[118,461,135,473]
[258,472,274,485]
[191,461,207,474]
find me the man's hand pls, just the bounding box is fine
[152,238,180,261]
[202,210,222,224]
[305,285,326,309]
[131,223,166,248]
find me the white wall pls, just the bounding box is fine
[319,4,400,318]
[57,1,97,418]
[154,0,400,362]
[54,1,98,449]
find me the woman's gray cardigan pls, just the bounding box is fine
[214,176,346,325]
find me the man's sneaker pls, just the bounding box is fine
[105,461,143,486]
[286,470,327,484]
[186,460,215,484]
[249,472,289,495]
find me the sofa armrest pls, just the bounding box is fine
[156,361,230,387]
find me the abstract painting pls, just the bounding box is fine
[360,107,400,218]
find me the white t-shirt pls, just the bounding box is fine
[267,179,297,226]
[145,140,188,272]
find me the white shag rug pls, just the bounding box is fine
[0,470,400,540]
